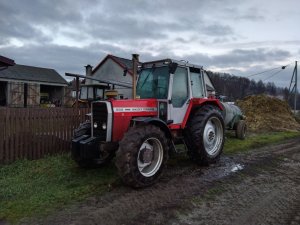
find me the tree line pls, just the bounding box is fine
[207,71,300,109]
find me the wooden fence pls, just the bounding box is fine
[0,108,89,164]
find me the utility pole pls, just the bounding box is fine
[288,61,298,114]
[295,61,298,114]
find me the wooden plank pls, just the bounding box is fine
[7,108,12,163]
[25,108,30,160]
[59,108,64,153]
[14,109,19,161]
[35,108,39,160]
[18,108,24,160]
[47,108,53,153]
[0,109,4,163]
[64,108,67,152]
[29,108,33,160]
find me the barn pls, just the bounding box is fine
[0,58,68,107]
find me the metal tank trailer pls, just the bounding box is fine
[221,102,247,139]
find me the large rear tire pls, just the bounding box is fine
[73,122,116,168]
[185,105,225,165]
[115,125,169,188]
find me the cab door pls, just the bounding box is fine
[168,67,190,124]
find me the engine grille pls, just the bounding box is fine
[92,102,108,141]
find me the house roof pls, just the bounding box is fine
[0,64,67,85]
[0,55,15,67]
[92,54,141,76]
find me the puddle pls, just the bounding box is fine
[199,157,245,182]
[231,164,244,172]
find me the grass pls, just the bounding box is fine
[224,131,300,154]
[0,155,118,224]
[0,131,299,223]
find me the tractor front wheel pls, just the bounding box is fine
[115,125,169,188]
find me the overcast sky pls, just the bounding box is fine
[0,0,299,87]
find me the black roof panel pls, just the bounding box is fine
[0,64,67,85]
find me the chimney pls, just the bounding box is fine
[85,64,93,76]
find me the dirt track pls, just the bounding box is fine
[22,138,300,225]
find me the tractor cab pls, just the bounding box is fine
[73,83,110,108]
[79,83,109,101]
[136,59,215,124]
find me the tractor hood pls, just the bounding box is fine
[110,98,158,116]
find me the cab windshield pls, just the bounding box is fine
[136,66,170,99]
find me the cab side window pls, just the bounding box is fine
[190,71,205,98]
[171,67,189,107]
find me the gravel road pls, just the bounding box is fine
[21,138,300,225]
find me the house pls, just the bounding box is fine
[0,57,68,107]
[86,54,137,99]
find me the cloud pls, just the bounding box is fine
[213,48,291,66]
[0,0,298,88]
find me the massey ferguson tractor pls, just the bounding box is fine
[71,56,246,188]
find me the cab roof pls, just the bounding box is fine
[142,58,203,70]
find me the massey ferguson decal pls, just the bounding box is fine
[113,107,157,112]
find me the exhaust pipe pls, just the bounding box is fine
[132,54,139,99]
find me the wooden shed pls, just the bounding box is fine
[0,63,68,107]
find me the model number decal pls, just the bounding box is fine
[113,107,157,112]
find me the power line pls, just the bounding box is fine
[263,64,290,82]
[246,63,292,78]
[246,66,282,78]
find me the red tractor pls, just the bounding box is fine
[72,58,226,188]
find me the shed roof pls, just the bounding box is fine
[0,64,67,85]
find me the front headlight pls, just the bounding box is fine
[102,122,107,130]
[93,122,98,128]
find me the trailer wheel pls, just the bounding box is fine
[73,122,115,168]
[185,105,225,165]
[236,120,247,140]
[115,125,169,188]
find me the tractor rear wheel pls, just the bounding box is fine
[185,105,225,165]
[115,125,169,188]
[73,122,115,168]
[236,120,247,140]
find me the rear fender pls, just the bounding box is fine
[182,99,224,128]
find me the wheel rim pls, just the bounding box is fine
[137,137,163,177]
[203,117,223,156]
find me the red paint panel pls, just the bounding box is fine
[110,99,159,141]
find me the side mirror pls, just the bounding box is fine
[169,63,178,74]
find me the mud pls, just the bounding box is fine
[21,138,300,225]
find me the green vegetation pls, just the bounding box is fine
[0,131,299,223]
[0,155,118,224]
[224,131,300,154]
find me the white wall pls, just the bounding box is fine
[89,58,133,99]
